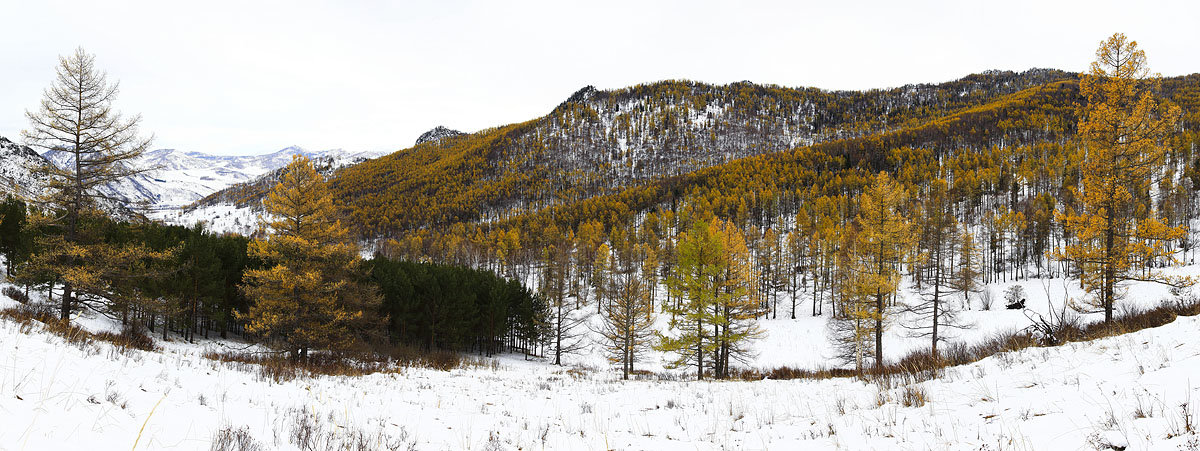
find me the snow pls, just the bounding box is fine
[3,263,1200,450]
[39,146,384,213]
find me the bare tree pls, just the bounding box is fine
[22,47,153,321]
[596,275,655,379]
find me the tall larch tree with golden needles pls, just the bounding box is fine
[1056,33,1188,323]
[850,172,915,369]
[240,156,382,361]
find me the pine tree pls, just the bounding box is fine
[21,48,153,321]
[1056,33,1188,323]
[0,195,29,276]
[239,156,382,361]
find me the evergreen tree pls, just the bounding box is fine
[0,196,29,276]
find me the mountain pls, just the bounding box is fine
[415,126,464,146]
[41,146,383,212]
[0,136,50,199]
[187,69,1080,237]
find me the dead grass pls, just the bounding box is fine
[0,303,157,352]
[202,343,484,383]
[756,296,1200,383]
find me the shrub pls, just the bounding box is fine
[2,286,29,304]
[210,425,263,451]
[979,288,995,311]
[1004,285,1027,308]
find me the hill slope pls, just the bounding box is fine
[189,69,1078,236]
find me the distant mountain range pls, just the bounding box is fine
[37,146,383,211]
[0,136,49,199]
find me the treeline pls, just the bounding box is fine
[194,69,1078,240]
[370,258,546,356]
[1,195,252,340]
[1,193,549,357]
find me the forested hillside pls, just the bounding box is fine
[192,69,1074,232]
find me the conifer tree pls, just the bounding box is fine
[597,275,655,380]
[1056,33,1188,323]
[848,172,915,369]
[903,180,971,357]
[952,228,983,310]
[657,220,718,379]
[785,228,806,319]
[540,225,586,365]
[0,196,29,276]
[711,218,763,378]
[827,224,875,375]
[239,156,382,361]
[657,218,761,379]
[21,48,153,321]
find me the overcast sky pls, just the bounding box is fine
[2,0,1197,155]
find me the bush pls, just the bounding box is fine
[1004,285,1027,309]
[979,288,995,311]
[95,322,157,352]
[210,425,263,451]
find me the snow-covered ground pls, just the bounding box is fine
[152,203,265,236]
[2,269,1199,450]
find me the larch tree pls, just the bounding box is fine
[657,219,723,380]
[710,218,763,378]
[849,172,915,369]
[827,223,875,375]
[903,180,971,357]
[657,218,762,380]
[785,228,807,318]
[951,228,983,310]
[239,155,382,361]
[1056,33,1188,323]
[21,47,156,321]
[597,274,655,380]
[540,225,586,365]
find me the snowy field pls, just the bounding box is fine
[2,271,1200,450]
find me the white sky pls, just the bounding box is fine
[2,0,1197,155]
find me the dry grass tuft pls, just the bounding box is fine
[1,303,157,352]
[756,296,1200,383]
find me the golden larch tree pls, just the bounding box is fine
[1056,33,1187,323]
[849,172,915,369]
[240,155,382,361]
